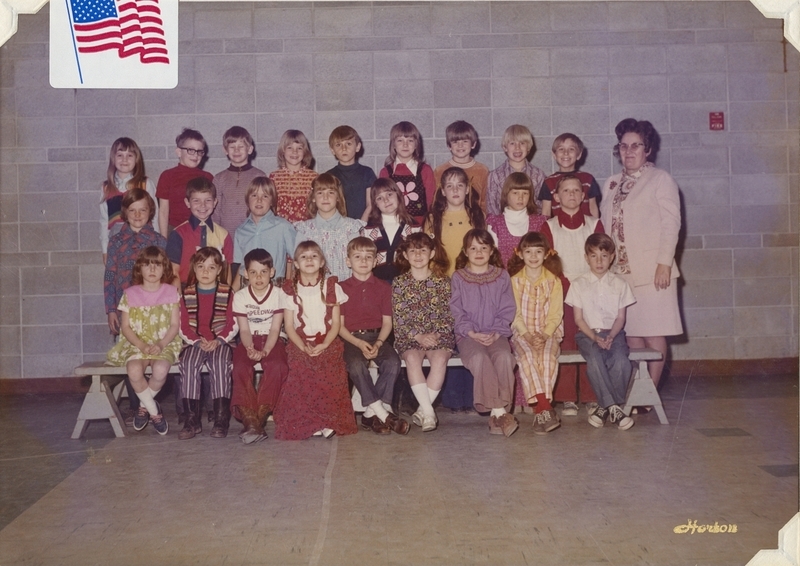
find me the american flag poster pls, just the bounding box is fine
[50,0,178,88]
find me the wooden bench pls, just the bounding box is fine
[72,347,666,439]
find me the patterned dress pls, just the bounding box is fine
[294,212,365,281]
[486,211,547,267]
[273,277,358,440]
[107,284,182,365]
[269,167,319,223]
[392,272,455,355]
[510,269,564,402]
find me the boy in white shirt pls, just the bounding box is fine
[565,234,636,430]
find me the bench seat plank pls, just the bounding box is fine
[72,347,666,438]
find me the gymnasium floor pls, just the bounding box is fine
[0,371,796,565]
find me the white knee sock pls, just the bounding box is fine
[490,408,506,418]
[136,389,158,416]
[147,387,162,411]
[369,400,390,422]
[411,384,435,418]
[428,387,440,404]
[363,405,375,418]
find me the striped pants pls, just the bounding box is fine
[178,342,233,400]
[511,333,560,402]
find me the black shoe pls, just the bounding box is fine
[210,398,231,438]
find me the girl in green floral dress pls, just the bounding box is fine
[107,246,182,435]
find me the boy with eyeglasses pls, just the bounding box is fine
[157,128,214,236]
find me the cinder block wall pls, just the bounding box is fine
[0,1,797,378]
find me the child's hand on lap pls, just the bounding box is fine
[199,338,219,352]
[414,333,439,349]
[469,331,498,346]
[246,345,263,361]
[359,340,378,359]
[596,334,613,350]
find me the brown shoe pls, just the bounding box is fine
[239,407,267,444]
[360,415,391,435]
[499,413,519,437]
[488,416,503,435]
[384,412,410,435]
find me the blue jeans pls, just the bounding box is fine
[343,331,401,408]
[574,330,633,408]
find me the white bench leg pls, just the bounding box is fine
[623,361,669,425]
[71,375,128,439]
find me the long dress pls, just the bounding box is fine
[107,284,182,365]
[273,276,358,440]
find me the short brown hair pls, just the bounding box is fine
[176,128,206,149]
[445,120,477,147]
[585,233,616,255]
[121,188,156,224]
[328,125,361,148]
[347,236,377,256]
[552,132,584,155]
[185,177,217,200]
[222,126,254,150]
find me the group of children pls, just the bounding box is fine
[102,119,639,442]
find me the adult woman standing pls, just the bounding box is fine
[600,118,682,388]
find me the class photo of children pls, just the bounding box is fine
[1,3,795,565]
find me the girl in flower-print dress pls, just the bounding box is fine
[274,241,357,440]
[107,246,182,435]
[392,233,455,432]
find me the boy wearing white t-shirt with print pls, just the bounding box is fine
[231,248,289,444]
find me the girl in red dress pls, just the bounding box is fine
[274,241,357,439]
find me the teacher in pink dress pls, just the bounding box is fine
[600,118,683,389]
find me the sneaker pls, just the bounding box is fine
[421,414,438,432]
[631,406,651,415]
[532,409,561,435]
[609,405,634,430]
[488,416,503,435]
[411,409,424,427]
[151,413,168,436]
[588,406,608,428]
[585,402,599,417]
[562,402,579,417]
[498,413,519,437]
[132,406,149,431]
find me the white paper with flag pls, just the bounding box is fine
[50,0,178,88]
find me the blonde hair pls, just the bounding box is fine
[246,176,278,213]
[306,173,347,218]
[501,124,534,158]
[277,129,314,169]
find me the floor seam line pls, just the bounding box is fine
[309,436,338,566]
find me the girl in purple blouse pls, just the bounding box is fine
[450,229,518,437]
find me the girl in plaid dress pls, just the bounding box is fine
[507,232,565,435]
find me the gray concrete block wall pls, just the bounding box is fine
[0,1,797,377]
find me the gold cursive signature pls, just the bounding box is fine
[674,520,738,534]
